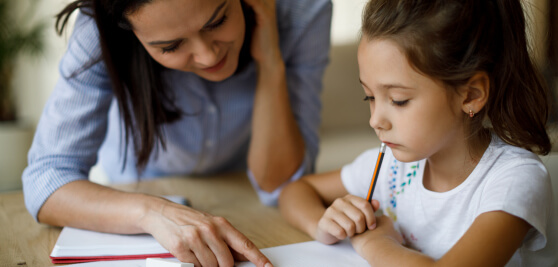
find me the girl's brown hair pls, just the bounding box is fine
[362,0,551,155]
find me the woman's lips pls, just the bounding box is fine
[202,55,227,73]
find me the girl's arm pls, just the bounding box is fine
[242,0,331,193]
[279,170,378,244]
[39,180,272,267]
[352,211,531,266]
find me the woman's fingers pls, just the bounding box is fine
[219,216,272,267]
[146,202,269,267]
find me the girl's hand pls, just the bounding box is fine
[139,200,271,267]
[315,195,379,244]
[350,215,404,256]
[241,0,282,69]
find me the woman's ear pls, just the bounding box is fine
[460,71,490,117]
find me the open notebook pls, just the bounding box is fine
[50,195,188,264]
[50,227,172,264]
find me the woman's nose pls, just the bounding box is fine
[191,36,218,67]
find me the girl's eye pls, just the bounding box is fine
[204,15,228,31]
[161,42,181,54]
[392,100,409,106]
[363,96,375,102]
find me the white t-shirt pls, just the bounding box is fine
[341,135,557,266]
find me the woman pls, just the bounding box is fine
[22,0,332,265]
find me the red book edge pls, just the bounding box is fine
[50,253,174,264]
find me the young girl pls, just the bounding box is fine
[22,0,331,266]
[279,0,557,266]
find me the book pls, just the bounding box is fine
[49,195,188,264]
[50,227,173,264]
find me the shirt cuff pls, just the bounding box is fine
[247,161,307,206]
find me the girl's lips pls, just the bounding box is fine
[384,142,399,148]
[202,55,227,73]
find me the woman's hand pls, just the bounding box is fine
[242,0,282,68]
[350,215,404,257]
[315,195,379,245]
[139,200,271,267]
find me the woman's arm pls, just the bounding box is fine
[351,211,531,267]
[39,180,271,267]
[243,0,332,193]
[243,0,304,192]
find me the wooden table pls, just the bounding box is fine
[0,172,312,266]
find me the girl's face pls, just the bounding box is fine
[358,38,466,163]
[128,0,246,82]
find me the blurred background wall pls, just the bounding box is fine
[0,0,554,191]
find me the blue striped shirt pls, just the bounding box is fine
[23,0,332,220]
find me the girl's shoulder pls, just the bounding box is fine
[483,135,547,174]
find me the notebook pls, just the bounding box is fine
[49,195,188,264]
[50,227,173,264]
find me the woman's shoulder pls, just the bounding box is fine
[275,0,332,28]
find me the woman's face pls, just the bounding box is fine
[127,0,246,81]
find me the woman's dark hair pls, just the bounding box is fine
[361,0,551,155]
[55,0,254,170]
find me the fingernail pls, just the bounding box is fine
[369,223,376,230]
[265,263,273,267]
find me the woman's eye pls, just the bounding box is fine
[363,96,375,102]
[161,42,181,54]
[204,15,228,31]
[392,100,409,106]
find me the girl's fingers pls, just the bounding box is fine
[323,203,359,238]
[318,216,349,240]
[348,197,376,230]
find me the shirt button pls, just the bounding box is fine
[205,140,214,147]
[208,106,217,114]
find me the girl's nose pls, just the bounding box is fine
[369,105,391,131]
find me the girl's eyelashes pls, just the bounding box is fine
[161,42,181,54]
[363,95,409,106]
[392,100,409,106]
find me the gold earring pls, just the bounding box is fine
[469,109,475,118]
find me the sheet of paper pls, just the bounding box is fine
[235,239,369,267]
[55,240,369,267]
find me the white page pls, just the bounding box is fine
[51,227,169,257]
[58,240,369,267]
[235,239,369,267]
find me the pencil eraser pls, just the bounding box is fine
[146,258,194,267]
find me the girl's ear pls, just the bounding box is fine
[460,71,490,116]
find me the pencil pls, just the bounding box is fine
[366,142,386,203]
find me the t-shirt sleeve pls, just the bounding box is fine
[340,148,380,199]
[478,158,552,251]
